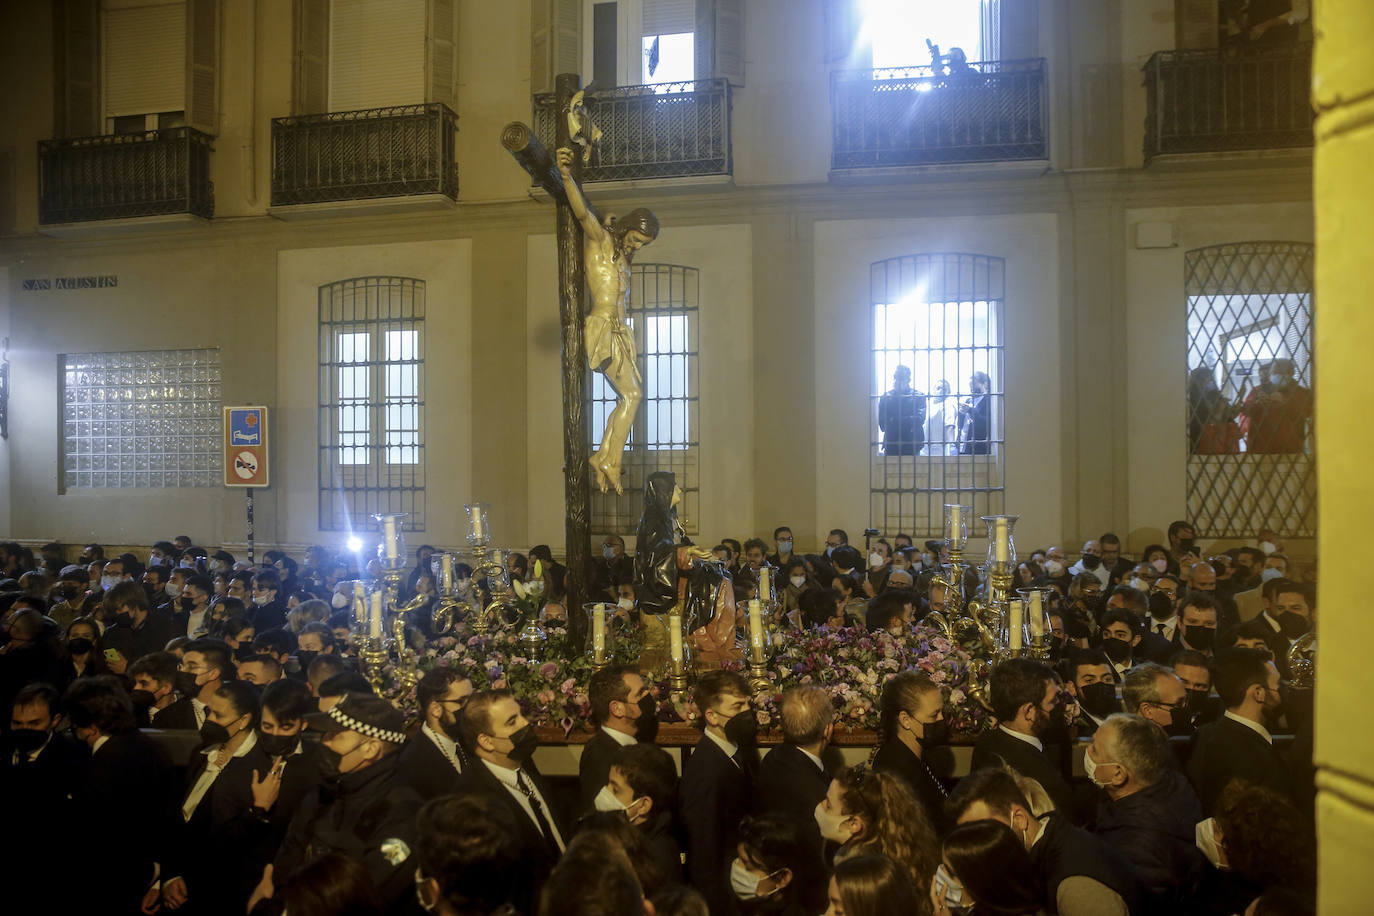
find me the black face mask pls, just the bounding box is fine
[1082,554,1102,571]
[1277,612,1310,640]
[724,709,759,747]
[318,744,345,779]
[505,724,539,764]
[175,671,204,696]
[257,731,300,758]
[1186,689,1211,717]
[918,718,950,749]
[5,728,50,755]
[200,718,234,746]
[1047,635,1067,655]
[635,694,660,743]
[67,637,94,656]
[179,596,195,612]
[129,688,157,710]
[296,650,318,672]
[1165,705,1193,737]
[1148,592,1175,621]
[1078,682,1120,719]
[235,645,256,661]
[1178,538,1196,555]
[1099,636,1132,664]
[1183,626,1215,651]
[115,612,133,629]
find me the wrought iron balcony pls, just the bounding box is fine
[271,103,458,207]
[1143,44,1313,161]
[532,79,732,182]
[38,128,214,225]
[831,59,1048,170]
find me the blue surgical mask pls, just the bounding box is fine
[776,539,792,553]
[933,864,968,911]
[1261,567,1284,582]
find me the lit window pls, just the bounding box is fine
[863,0,988,70]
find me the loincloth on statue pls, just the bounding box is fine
[585,313,635,377]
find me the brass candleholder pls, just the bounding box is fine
[359,636,390,695]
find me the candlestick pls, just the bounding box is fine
[748,598,765,658]
[383,516,398,560]
[759,566,771,606]
[353,581,366,627]
[1009,599,1023,652]
[440,553,453,593]
[948,504,963,543]
[593,603,606,665]
[995,517,1008,564]
[370,590,382,639]
[669,612,684,666]
[471,508,485,540]
[1028,590,1044,639]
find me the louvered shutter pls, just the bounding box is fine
[185,0,218,133]
[1175,0,1219,49]
[693,0,744,85]
[531,0,582,94]
[57,0,101,137]
[104,1,186,121]
[293,0,329,115]
[1000,0,1038,60]
[426,0,457,109]
[643,0,693,35]
[822,0,867,67]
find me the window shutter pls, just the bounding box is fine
[531,0,581,94]
[643,0,694,36]
[1175,0,1218,49]
[822,0,863,66]
[426,0,457,109]
[693,0,744,85]
[104,1,186,121]
[330,0,426,110]
[293,0,329,115]
[56,0,101,137]
[185,0,219,134]
[999,0,1038,60]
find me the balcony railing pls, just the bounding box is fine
[831,59,1049,169]
[271,103,458,207]
[38,128,214,224]
[533,79,732,182]
[1143,44,1313,160]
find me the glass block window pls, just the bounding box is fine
[60,349,222,489]
[1185,242,1315,537]
[589,264,699,535]
[318,276,426,532]
[870,253,1006,537]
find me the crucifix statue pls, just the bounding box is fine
[501,73,660,645]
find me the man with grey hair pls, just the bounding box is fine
[1121,662,1191,737]
[1088,714,1207,912]
[755,686,833,914]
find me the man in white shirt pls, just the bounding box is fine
[161,638,233,730]
[579,665,649,812]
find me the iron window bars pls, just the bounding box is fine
[318,277,426,532]
[1185,242,1314,538]
[870,254,1006,537]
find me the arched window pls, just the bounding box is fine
[589,263,699,534]
[1185,242,1314,537]
[318,276,426,531]
[870,253,1005,536]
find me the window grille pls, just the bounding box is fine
[589,264,699,535]
[60,348,222,489]
[318,276,425,531]
[870,253,1005,537]
[1185,242,1315,538]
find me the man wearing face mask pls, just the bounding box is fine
[64,676,178,914]
[873,671,952,833]
[1122,663,1193,742]
[1063,650,1120,736]
[1186,561,1238,630]
[680,669,759,914]
[1260,581,1315,643]
[1087,714,1207,915]
[100,580,173,677]
[250,570,288,632]
[259,693,421,910]
[766,526,794,569]
[160,680,268,913]
[970,658,1079,822]
[1187,648,1296,815]
[243,679,319,875]
[129,650,180,725]
[1174,594,1220,657]
[455,689,568,903]
[396,668,474,799]
[1238,358,1312,453]
[159,638,234,730]
[1095,611,1146,682]
[1068,540,1111,590]
[171,574,215,639]
[593,535,635,600]
[1,682,88,866]
[947,767,1138,916]
[579,664,652,813]
[597,742,684,884]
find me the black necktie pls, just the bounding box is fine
[516,771,559,853]
[1157,623,1166,635]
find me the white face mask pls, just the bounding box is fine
[776,540,792,554]
[1196,817,1226,869]
[179,560,196,570]
[252,594,272,607]
[331,592,350,609]
[165,582,183,598]
[1083,746,1120,789]
[617,597,635,611]
[1044,559,1065,577]
[1129,577,1148,592]
[789,575,807,589]
[1259,541,1277,556]
[814,801,854,843]
[1260,567,1284,582]
[868,552,884,570]
[593,784,627,812]
[921,552,934,567]
[1152,558,1169,573]
[100,575,120,592]
[933,864,969,912]
[729,858,780,901]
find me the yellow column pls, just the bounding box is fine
[1314,2,1374,912]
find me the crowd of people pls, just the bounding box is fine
[0,520,1316,915]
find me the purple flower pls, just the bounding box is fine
[540,662,559,679]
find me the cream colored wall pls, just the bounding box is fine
[276,239,473,549]
[812,213,1065,551]
[1118,0,1177,169]
[1123,201,1315,553]
[525,224,755,551]
[0,265,9,533]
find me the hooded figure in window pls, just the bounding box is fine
[634,471,742,668]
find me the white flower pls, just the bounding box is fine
[512,580,527,599]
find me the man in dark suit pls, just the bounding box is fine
[249,569,289,632]
[1105,585,1174,665]
[578,664,650,813]
[159,638,234,731]
[958,370,993,454]
[101,580,174,673]
[1062,649,1120,737]
[64,676,179,915]
[680,669,758,915]
[971,658,1080,822]
[396,667,473,799]
[1171,649,1222,727]
[1187,648,1295,814]
[456,688,569,914]
[755,685,833,915]
[948,768,1139,916]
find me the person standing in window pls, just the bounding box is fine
[958,372,993,455]
[1238,358,1313,453]
[878,366,926,456]
[924,380,958,456]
